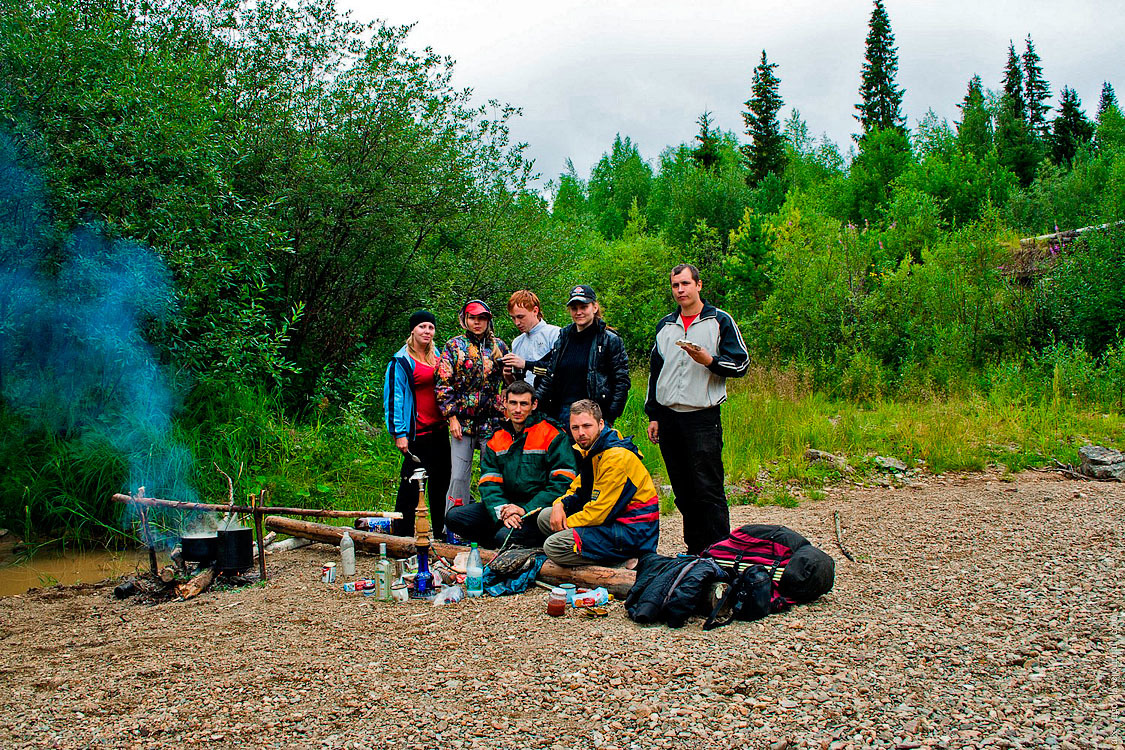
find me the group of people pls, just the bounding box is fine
[382,264,748,568]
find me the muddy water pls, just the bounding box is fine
[0,549,152,596]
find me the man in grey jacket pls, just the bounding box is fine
[645,264,749,554]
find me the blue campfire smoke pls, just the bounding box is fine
[0,131,198,542]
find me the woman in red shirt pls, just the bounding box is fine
[383,311,452,537]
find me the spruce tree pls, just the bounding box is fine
[691,111,721,170]
[956,74,993,158]
[1022,35,1052,139]
[997,42,1039,185]
[855,0,905,137]
[742,50,786,184]
[1051,87,1094,166]
[1001,42,1025,119]
[1098,82,1119,122]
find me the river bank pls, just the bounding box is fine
[1,470,1121,749]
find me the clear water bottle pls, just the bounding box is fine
[339,531,356,578]
[466,542,484,598]
[376,543,394,601]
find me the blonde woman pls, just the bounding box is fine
[384,311,451,536]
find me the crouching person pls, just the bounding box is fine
[538,399,660,566]
[445,381,576,549]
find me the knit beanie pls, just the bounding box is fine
[408,310,437,333]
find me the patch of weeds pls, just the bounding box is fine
[806,488,827,501]
[727,479,763,507]
[757,485,799,508]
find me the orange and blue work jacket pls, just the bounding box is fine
[478,413,577,521]
[554,426,660,563]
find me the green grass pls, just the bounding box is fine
[5,363,1123,545]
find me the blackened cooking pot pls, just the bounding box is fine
[181,533,217,565]
[216,527,254,572]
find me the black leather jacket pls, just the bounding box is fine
[529,318,630,423]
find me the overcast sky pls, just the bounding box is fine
[343,0,1122,192]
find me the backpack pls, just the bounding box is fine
[701,524,835,630]
[625,554,729,628]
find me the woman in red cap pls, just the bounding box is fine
[435,299,510,537]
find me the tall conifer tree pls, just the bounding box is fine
[1051,87,1094,166]
[855,0,905,137]
[1001,42,1025,119]
[1098,82,1119,122]
[1022,35,1052,139]
[742,50,786,184]
[997,42,1039,185]
[956,74,993,158]
[692,111,721,170]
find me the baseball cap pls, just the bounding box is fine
[567,285,597,305]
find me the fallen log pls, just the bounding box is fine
[265,516,638,598]
[111,493,402,520]
[175,566,214,600]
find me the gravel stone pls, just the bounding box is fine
[1,470,1122,749]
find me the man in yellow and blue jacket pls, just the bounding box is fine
[537,399,660,566]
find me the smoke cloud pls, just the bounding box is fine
[0,131,197,542]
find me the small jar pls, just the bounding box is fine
[558,583,577,603]
[547,587,567,617]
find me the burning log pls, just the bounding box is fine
[175,567,215,600]
[264,516,638,598]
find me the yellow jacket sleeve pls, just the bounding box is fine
[564,449,630,528]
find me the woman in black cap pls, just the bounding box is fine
[511,284,629,429]
[383,310,452,536]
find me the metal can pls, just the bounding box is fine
[355,517,393,534]
[321,562,337,583]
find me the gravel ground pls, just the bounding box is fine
[1,470,1122,750]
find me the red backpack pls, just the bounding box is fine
[702,524,835,620]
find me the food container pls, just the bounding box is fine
[180,534,217,565]
[321,562,337,583]
[547,587,567,617]
[216,526,254,572]
[391,581,409,602]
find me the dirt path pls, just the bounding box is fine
[1,471,1122,750]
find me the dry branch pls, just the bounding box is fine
[175,567,214,600]
[111,493,402,519]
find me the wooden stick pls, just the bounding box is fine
[175,567,214,600]
[833,510,857,563]
[265,515,638,598]
[253,491,267,581]
[136,487,159,578]
[112,493,403,519]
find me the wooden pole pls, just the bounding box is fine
[253,491,267,581]
[264,515,638,598]
[136,487,159,578]
[112,493,402,520]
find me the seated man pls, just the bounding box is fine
[445,381,576,548]
[537,399,660,567]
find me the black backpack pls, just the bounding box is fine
[701,524,835,630]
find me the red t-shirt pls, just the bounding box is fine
[680,313,699,332]
[411,358,443,433]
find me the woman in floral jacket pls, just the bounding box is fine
[435,299,510,531]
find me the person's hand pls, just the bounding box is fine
[502,366,515,385]
[449,415,463,440]
[395,436,409,454]
[549,503,568,532]
[647,420,659,445]
[680,341,715,366]
[501,353,526,370]
[500,505,525,529]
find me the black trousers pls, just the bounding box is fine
[445,501,545,550]
[393,428,452,537]
[657,407,729,555]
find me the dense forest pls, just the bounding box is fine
[2,0,1122,543]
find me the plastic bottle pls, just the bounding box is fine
[465,542,484,598]
[339,531,356,578]
[376,543,394,601]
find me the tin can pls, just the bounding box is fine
[355,517,394,534]
[321,562,337,583]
